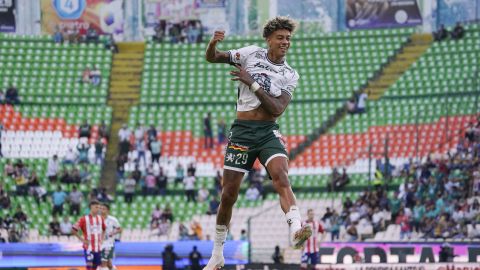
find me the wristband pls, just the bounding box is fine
[250,82,261,93]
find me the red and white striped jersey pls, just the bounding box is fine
[73,214,106,252]
[302,220,324,253]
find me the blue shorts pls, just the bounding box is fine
[302,252,319,265]
[84,250,101,267]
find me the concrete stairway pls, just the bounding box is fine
[101,42,145,191]
[366,33,433,100]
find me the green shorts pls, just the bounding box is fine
[101,246,114,262]
[224,119,288,173]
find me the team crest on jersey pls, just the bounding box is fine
[255,51,266,60]
[251,73,271,93]
[235,52,240,61]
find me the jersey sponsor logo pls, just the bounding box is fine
[253,62,277,73]
[252,73,272,93]
[228,144,249,152]
[254,51,266,60]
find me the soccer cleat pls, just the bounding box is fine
[203,254,225,270]
[292,224,313,249]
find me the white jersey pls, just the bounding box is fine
[227,45,299,111]
[102,215,121,249]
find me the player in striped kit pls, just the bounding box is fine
[98,203,122,270]
[72,200,106,270]
[301,209,324,270]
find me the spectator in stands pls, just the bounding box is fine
[187,162,197,176]
[150,204,162,229]
[157,167,168,195]
[217,118,226,145]
[203,112,214,149]
[67,25,80,43]
[90,65,101,86]
[145,170,157,195]
[245,183,260,201]
[328,167,341,192]
[76,141,90,164]
[395,209,411,239]
[94,139,104,165]
[124,174,136,204]
[175,163,184,186]
[150,138,162,164]
[116,154,128,182]
[0,90,4,104]
[190,220,203,240]
[52,186,67,216]
[161,205,174,222]
[470,223,480,239]
[187,22,200,44]
[104,34,119,53]
[98,121,109,140]
[49,216,61,236]
[96,187,110,203]
[346,98,356,114]
[62,148,76,165]
[184,170,196,202]
[153,21,165,43]
[79,120,91,139]
[86,26,99,43]
[4,161,14,177]
[53,26,63,43]
[346,221,359,241]
[147,125,157,144]
[356,91,368,114]
[189,246,203,270]
[13,206,27,224]
[207,196,219,215]
[0,189,11,209]
[81,67,91,83]
[60,216,73,236]
[69,185,83,216]
[412,200,425,232]
[451,22,465,40]
[5,84,19,105]
[162,244,179,270]
[14,168,28,196]
[28,171,47,203]
[156,217,171,236]
[134,122,145,142]
[118,124,131,155]
[197,185,210,202]
[136,139,147,167]
[434,24,449,42]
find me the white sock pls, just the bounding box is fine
[285,206,302,233]
[212,224,228,256]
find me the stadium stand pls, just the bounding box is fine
[1,23,479,268]
[0,34,111,105]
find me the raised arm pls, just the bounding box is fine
[230,65,291,117]
[205,31,230,64]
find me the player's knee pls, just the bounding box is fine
[221,188,238,206]
[271,170,290,188]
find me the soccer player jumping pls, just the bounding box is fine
[204,16,312,269]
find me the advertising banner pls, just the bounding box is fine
[225,263,480,270]
[346,0,422,29]
[315,242,479,264]
[0,0,15,33]
[40,0,124,35]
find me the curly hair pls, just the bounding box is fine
[263,16,298,38]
